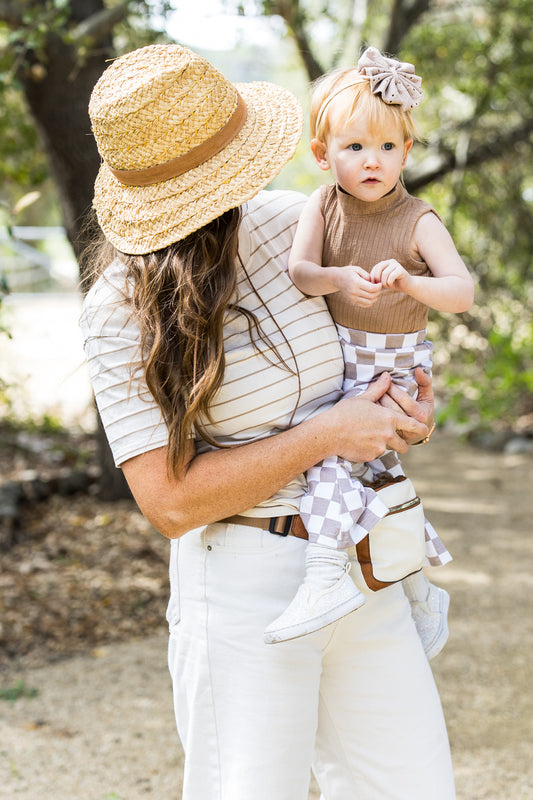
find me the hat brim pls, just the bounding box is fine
[92,81,303,255]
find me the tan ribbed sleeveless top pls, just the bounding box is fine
[321,182,437,333]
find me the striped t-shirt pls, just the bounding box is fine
[81,189,345,516]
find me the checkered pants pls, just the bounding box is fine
[299,327,451,567]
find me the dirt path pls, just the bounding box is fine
[1,432,532,799]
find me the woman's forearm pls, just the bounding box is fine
[122,373,429,539]
[123,412,340,538]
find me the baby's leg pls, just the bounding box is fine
[366,448,405,480]
[357,454,451,661]
[263,539,365,644]
[301,455,389,550]
[403,571,450,660]
[264,456,388,645]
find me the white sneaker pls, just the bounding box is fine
[410,583,450,660]
[264,546,365,644]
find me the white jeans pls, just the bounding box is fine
[167,522,455,800]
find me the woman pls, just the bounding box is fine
[81,43,455,800]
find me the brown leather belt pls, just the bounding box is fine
[221,514,308,540]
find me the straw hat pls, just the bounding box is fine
[89,44,303,255]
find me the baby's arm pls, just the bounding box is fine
[370,212,474,313]
[289,190,382,307]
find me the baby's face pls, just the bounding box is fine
[320,111,412,202]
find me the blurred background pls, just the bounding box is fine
[1,4,532,799]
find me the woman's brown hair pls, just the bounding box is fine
[84,207,298,478]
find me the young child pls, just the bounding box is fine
[264,47,474,654]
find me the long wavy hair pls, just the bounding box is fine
[84,207,299,478]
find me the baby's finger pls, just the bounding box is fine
[381,266,402,288]
[370,261,388,281]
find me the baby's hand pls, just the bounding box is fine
[336,266,382,307]
[370,259,411,291]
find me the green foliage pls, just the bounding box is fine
[0,80,48,187]
[0,12,51,199]
[423,162,532,411]
[428,276,533,431]
[0,405,67,436]
[0,269,10,333]
[0,680,39,703]
[0,261,11,404]
[482,327,533,418]
[435,321,533,431]
[20,412,66,434]
[15,1,71,60]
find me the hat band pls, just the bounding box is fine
[108,92,247,187]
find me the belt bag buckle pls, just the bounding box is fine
[355,476,426,591]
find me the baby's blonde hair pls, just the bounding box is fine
[310,67,418,144]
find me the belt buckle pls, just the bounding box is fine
[268,516,293,536]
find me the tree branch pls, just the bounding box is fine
[267,0,324,80]
[71,1,130,47]
[405,116,533,191]
[384,0,431,55]
[330,0,362,68]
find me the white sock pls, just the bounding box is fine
[304,542,349,592]
[402,570,430,602]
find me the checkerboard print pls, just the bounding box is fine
[299,327,451,567]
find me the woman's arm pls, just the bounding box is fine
[122,372,430,539]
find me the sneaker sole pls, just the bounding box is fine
[425,589,450,660]
[264,593,365,645]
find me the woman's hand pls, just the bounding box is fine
[328,373,429,462]
[379,368,434,444]
[122,371,431,539]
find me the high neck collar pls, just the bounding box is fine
[335,181,407,216]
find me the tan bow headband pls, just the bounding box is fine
[316,46,423,132]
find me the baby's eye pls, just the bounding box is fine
[348,143,362,151]
[382,142,395,151]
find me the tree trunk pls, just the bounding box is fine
[18,22,106,269]
[95,409,132,501]
[15,0,130,499]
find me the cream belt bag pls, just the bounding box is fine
[355,475,426,591]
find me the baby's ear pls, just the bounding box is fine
[311,139,330,171]
[402,137,414,168]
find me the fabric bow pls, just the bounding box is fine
[357,46,423,110]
